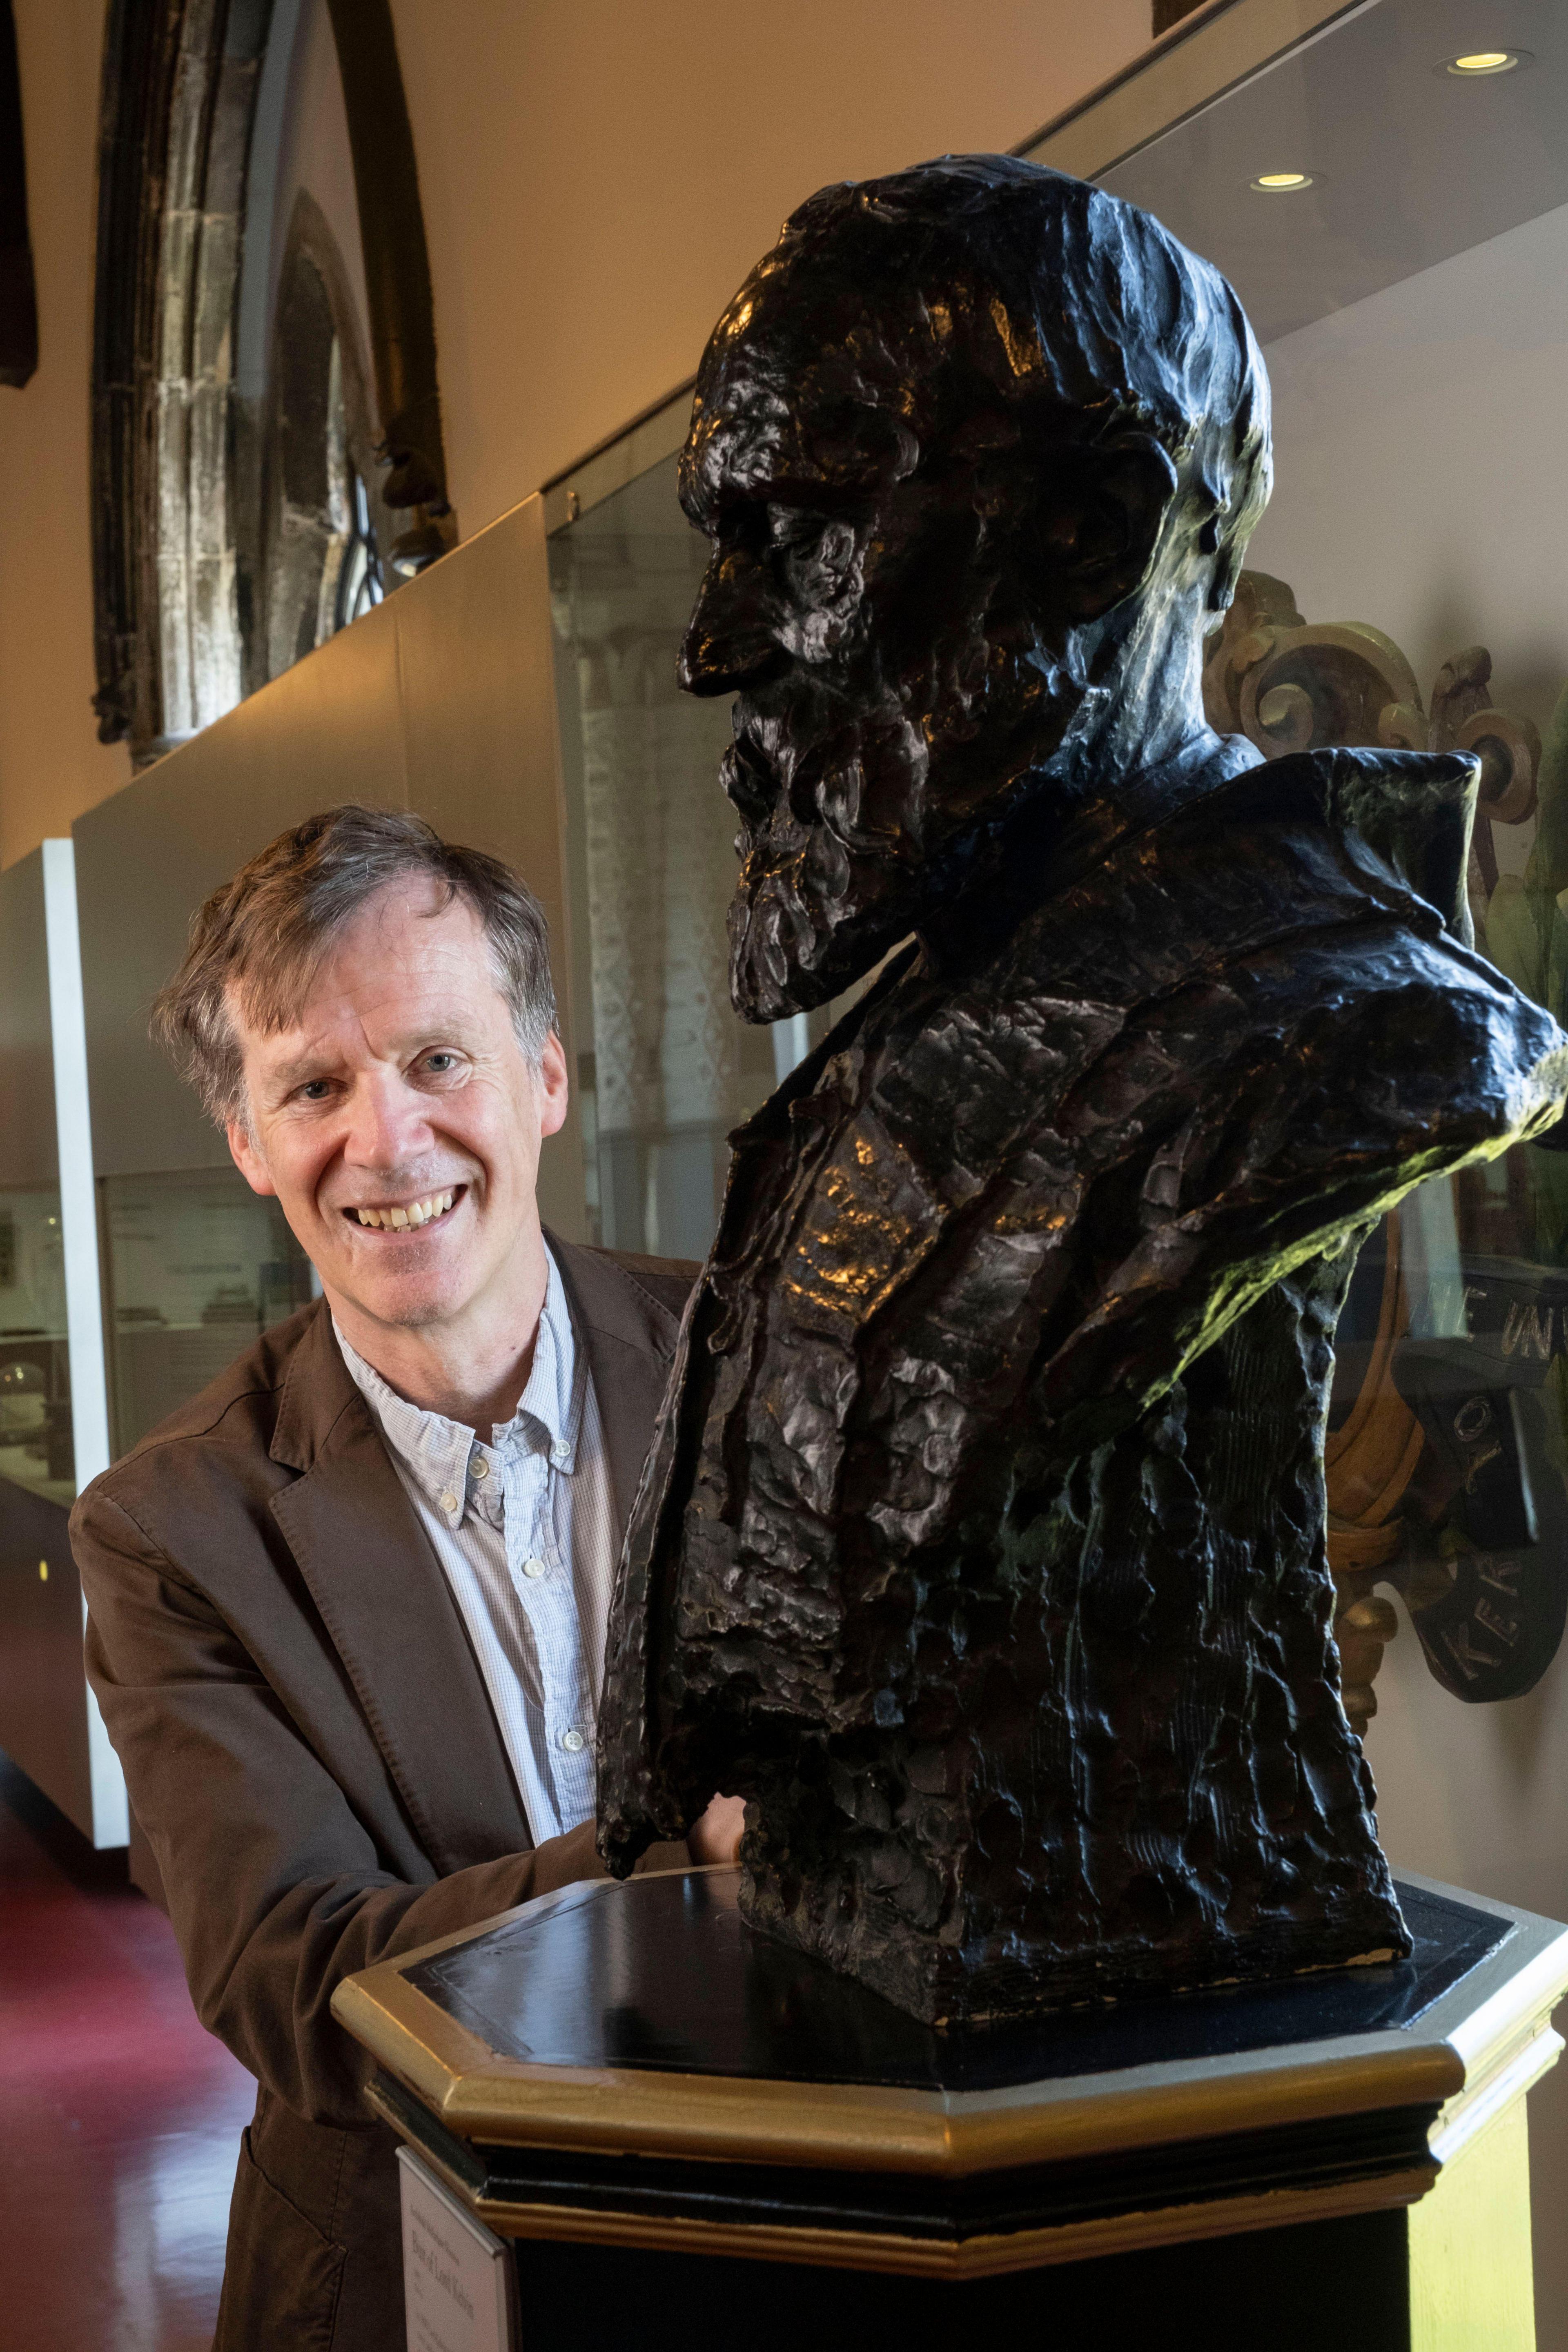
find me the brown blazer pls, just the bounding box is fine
[73,1236,695,2352]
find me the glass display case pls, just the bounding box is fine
[1020,0,1568,1737]
[542,0,1568,1741]
[99,1168,316,1457]
[0,840,123,1846]
[550,459,862,1260]
[0,1186,72,1504]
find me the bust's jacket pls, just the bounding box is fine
[599,742,1568,1908]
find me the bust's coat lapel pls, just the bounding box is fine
[266,1307,530,1874]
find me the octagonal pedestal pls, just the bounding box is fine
[334,1867,1568,2350]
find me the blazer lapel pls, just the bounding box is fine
[267,1308,532,1874]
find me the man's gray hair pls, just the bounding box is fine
[151,804,559,1128]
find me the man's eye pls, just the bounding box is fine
[298,1080,333,1102]
[422,1052,460,1074]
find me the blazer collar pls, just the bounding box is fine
[267,1245,682,1490]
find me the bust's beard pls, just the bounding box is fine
[724,739,922,1023]
[723,628,1091,1023]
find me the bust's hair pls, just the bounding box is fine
[151,803,558,1129]
[726,155,1272,579]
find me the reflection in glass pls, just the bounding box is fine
[0,1187,72,1503]
[100,1169,316,1457]
[550,457,833,1262]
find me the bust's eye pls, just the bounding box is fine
[767,504,824,551]
[769,510,856,582]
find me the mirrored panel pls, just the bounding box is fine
[100,1167,316,1456]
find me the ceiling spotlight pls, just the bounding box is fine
[1250,171,1314,192]
[1443,49,1526,75]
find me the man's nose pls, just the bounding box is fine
[676,548,788,697]
[341,1071,433,1169]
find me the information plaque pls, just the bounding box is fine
[397,2145,517,2352]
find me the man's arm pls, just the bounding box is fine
[77,1485,627,2128]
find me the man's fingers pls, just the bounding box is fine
[689,1791,748,1865]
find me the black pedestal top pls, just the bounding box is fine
[402,1867,1504,2096]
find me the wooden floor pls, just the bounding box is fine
[0,1755,254,2352]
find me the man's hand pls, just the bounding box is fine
[688,1792,747,1865]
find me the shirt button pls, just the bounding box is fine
[550,1440,570,1466]
[438,1491,458,1514]
[521,1557,546,1580]
[561,1727,586,1754]
[471,1457,489,1480]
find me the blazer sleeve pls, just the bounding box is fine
[75,1483,676,2128]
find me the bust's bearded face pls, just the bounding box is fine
[677,286,1172,1022]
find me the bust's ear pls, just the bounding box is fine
[1034,434,1179,624]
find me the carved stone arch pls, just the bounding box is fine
[258,187,385,683]
[90,0,452,762]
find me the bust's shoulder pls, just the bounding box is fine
[1152,742,1479,936]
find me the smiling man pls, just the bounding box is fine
[71,806,740,2352]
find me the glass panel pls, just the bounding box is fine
[1098,0,1568,1715]
[549,454,832,1262]
[0,1186,72,1504]
[100,1167,316,1457]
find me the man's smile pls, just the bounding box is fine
[341,1185,465,1232]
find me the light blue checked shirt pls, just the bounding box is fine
[334,1245,617,1846]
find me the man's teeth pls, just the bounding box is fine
[354,1190,454,1230]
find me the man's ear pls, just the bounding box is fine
[536,1032,570,1142]
[227,1117,277,1198]
[1036,434,1179,625]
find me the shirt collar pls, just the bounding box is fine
[505,1243,584,1472]
[332,1242,583,1517]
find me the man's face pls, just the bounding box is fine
[227,881,567,1341]
[678,296,1118,1022]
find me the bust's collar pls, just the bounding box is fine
[922,727,1262,977]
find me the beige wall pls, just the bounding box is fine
[390,0,1152,535]
[0,0,132,870]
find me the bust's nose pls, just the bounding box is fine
[677,547,787,696]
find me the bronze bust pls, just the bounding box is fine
[597,158,1568,2024]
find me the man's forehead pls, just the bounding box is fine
[232,893,503,1061]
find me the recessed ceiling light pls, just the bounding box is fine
[1250,171,1314,192]
[1443,48,1527,75]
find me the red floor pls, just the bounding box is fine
[0,1756,254,2352]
